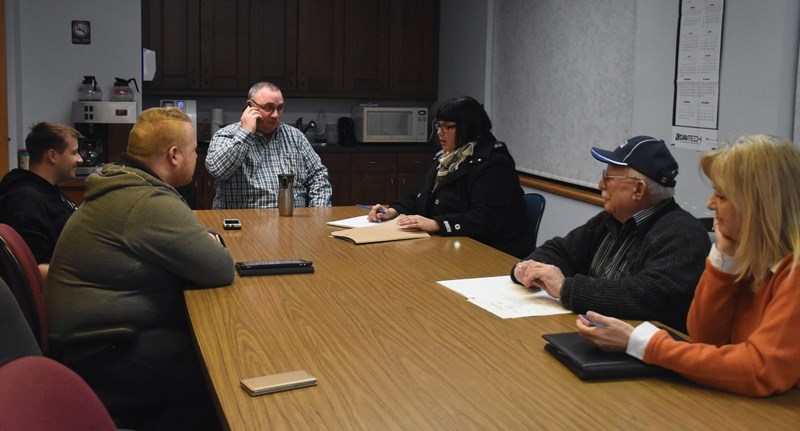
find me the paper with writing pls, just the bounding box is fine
[438,275,570,318]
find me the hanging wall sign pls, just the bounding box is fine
[671,0,724,151]
[72,20,91,45]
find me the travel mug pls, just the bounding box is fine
[278,173,295,216]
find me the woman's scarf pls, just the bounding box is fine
[433,141,476,191]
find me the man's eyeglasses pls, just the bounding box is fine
[432,121,457,133]
[602,169,640,186]
[248,100,286,114]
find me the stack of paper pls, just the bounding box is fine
[437,275,569,318]
[326,215,377,229]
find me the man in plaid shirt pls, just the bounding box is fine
[206,82,332,209]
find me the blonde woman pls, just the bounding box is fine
[577,135,800,397]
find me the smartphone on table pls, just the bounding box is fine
[223,218,242,230]
[240,370,317,396]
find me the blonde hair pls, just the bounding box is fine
[127,107,192,160]
[700,135,800,287]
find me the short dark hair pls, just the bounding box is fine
[248,81,282,99]
[434,96,493,148]
[25,122,84,163]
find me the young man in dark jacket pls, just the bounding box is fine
[0,122,83,278]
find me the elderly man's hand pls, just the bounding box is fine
[514,260,565,298]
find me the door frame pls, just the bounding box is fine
[0,0,9,175]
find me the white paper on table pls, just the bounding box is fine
[438,275,569,318]
[326,215,382,229]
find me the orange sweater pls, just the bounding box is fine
[644,255,800,396]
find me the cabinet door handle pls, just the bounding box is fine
[301,72,306,89]
[367,161,379,165]
[289,73,295,88]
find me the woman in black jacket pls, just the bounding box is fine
[367,96,535,258]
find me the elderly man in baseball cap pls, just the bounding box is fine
[511,136,710,331]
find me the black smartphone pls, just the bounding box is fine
[235,259,314,276]
[223,218,242,230]
[236,259,312,269]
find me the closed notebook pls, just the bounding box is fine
[331,218,429,244]
[542,332,676,381]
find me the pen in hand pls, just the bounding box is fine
[578,314,606,328]
[356,204,386,214]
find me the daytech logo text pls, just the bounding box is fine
[675,132,702,143]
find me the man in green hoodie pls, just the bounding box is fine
[46,107,234,430]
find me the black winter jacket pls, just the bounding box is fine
[0,169,77,263]
[391,136,535,258]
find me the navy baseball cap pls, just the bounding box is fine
[591,136,679,187]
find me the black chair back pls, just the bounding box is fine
[523,193,546,248]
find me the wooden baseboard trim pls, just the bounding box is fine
[518,173,604,207]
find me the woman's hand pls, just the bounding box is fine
[395,215,440,233]
[367,205,398,222]
[713,217,739,257]
[576,311,634,352]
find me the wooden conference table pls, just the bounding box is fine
[187,207,800,430]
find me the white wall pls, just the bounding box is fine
[437,0,800,244]
[5,0,141,167]
[436,0,601,243]
[632,0,800,218]
[436,0,490,106]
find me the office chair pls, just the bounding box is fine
[0,224,138,359]
[0,224,49,351]
[0,355,117,431]
[523,193,546,248]
[0,223,153,424]
[0,278,41,366]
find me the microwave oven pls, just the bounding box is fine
[352,106,429,143]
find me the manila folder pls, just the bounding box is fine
[331,220,430,244]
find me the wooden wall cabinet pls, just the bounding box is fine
[250,0,345,96]
[343,0,439,99]
[143,0,251,95]
[319,153,352,206]
[143,0,438,98]
[319,151,432,207]
[350,153,397,205]
[190,152,216,209]
[396,153,430,197]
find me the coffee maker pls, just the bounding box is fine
[72,101,137,177]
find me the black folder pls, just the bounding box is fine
[542,332,673,381]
